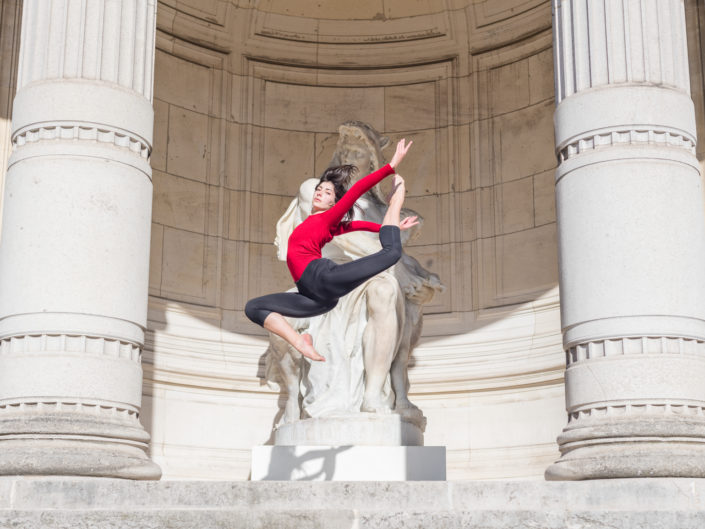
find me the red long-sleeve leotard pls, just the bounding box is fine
[286,163,395,282]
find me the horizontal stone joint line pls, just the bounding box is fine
[255,28,447,45]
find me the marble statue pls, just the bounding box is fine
[264,121,444,432]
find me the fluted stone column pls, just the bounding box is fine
[546,0,705,480]
[0,0,160,478]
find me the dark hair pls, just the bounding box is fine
[317,164,359,223]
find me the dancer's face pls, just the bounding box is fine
[312,181,336,212]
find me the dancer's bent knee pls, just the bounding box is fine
[246,291,339,327]
[245,298,271,327]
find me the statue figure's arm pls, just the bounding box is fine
[274,197,300,261]
[274,178,318,261]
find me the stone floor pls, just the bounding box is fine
[2,477,705,528]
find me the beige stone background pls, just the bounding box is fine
[2,0,705,480]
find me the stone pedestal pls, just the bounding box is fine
[274,413,424,446]
[547,0,705,479]
[253,413,445,481]
[251,446,446,481]
[0,0,160,478]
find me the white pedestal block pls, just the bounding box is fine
[251,445,446,481]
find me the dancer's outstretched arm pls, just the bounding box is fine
[326,139,413,226]
[382,140,414,228]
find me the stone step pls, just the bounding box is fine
[1,478,705,528]
[3,508,705,529]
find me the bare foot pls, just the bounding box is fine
[296,333,325,362]
[394,398,420,412]
[361,396,392,414]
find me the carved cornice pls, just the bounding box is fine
[0,334,142,363]
[0,400,141,420]
[567,402,705,423]
[468,0,550,54]
[566,336,705,365]
[159,0,227,27]
[254,11,448,45]
[12,123,150,158]
[156,1,232,54]
[558,128,697,162]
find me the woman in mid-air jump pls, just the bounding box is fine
[245,139,415,362]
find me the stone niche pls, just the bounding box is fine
[1,0,703,481]
[138,0,566,481]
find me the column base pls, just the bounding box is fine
[274,413,423,446]
[0,440,161,480]
[546,443,705,480]
[0,410,161,480]
[546,417,705,480]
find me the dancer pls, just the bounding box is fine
[245,139,416,362]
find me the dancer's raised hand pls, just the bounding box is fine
[399,215,419,231]
[389,138,413,169]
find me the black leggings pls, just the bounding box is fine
[245,225,402,327]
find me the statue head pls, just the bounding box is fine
[329,121,391,204]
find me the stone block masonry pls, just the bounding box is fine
[1,478,705,528]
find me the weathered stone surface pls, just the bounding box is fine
[1,478,705,528]
[274,414,424,446]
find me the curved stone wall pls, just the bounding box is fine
[140,0,566,480]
